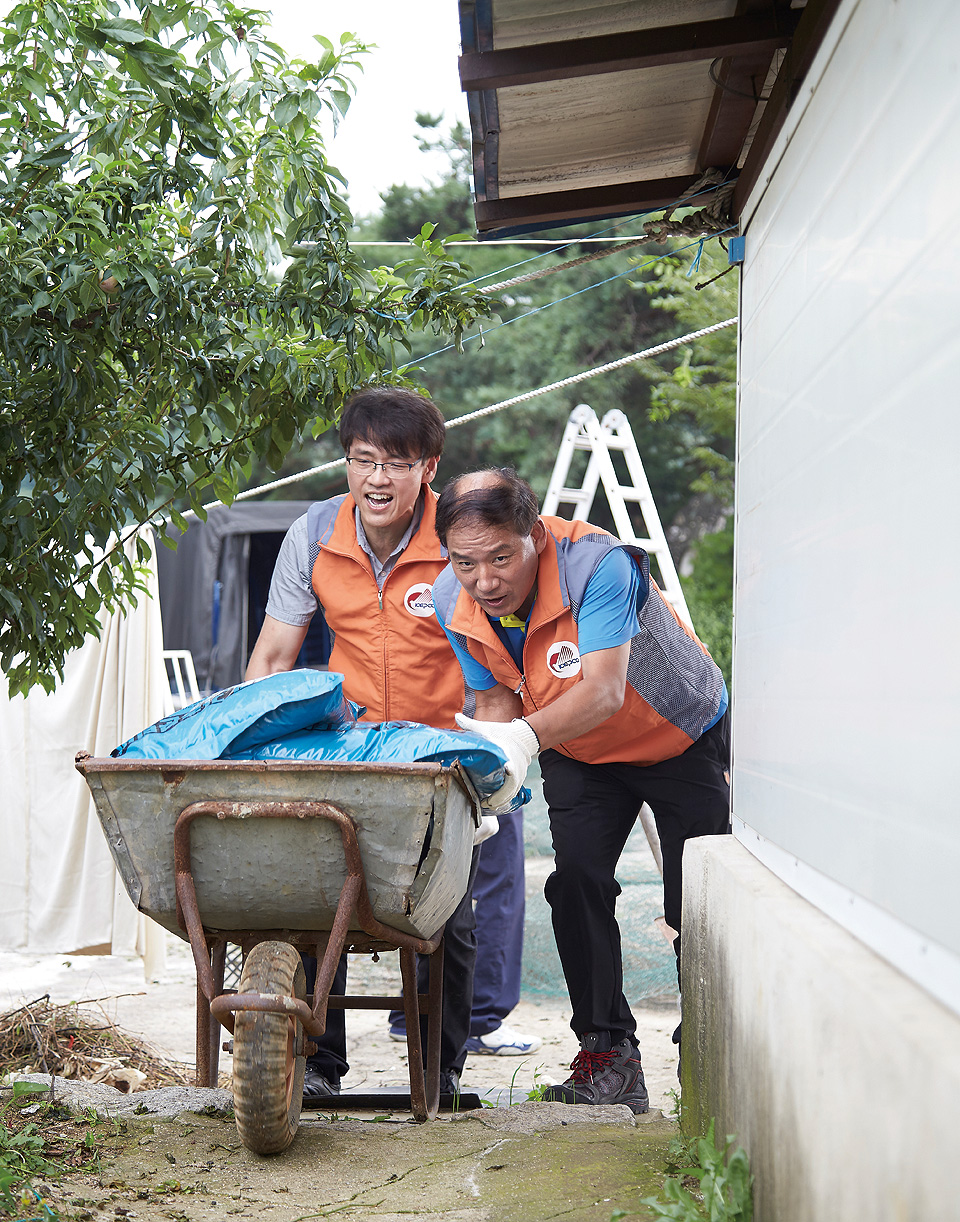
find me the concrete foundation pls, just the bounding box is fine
[681,835,960,1222]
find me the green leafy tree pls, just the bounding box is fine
[265,122,739,680]
[0,0,497,695]
[372,114,474,241]
[350,123,736,527]
[645,243,738,506]
[314,125,715,528]
[644,242,739,679]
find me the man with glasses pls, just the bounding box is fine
[245,385,476,1104]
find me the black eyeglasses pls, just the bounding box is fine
[345,457,424,475]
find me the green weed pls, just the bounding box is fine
[505,1059,531,1106]
[0,1081,127,1218]
[476,1058,543,1107]
[638,1119,753,1222]
[525,1063,551,1103]
[0,1084,60,1215]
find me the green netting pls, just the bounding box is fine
[520,759,679,1005]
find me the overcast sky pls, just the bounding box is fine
[265,0,469,217]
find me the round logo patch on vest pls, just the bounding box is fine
[546,640,582,678]
[403,583,436,618]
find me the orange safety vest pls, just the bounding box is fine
[433,516,724,766]
[308,490,464,728]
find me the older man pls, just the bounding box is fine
[431,468,730,1113]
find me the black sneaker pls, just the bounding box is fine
[542,1032,649,1114]
[302,1066,340,1108]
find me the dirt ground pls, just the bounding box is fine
[0,935,681,1114]
[1,938,683,1221]
[4,1081,679,1222]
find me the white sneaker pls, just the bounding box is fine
[464,1023,542,1056]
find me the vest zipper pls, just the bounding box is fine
[519,678,541,712]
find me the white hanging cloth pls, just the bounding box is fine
[0,529,168,972]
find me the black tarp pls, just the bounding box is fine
[156,502,331,694]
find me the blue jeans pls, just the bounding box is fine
[469,806,526,1036]
[310,846,480,1082]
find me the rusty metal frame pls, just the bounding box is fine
[173,798,445,1120]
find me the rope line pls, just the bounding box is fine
[351,238,657,245]
[444,316,738,427]
[474,168,737,296]
[368,172,737,322]
[462,169,737,293]
[479,234,652,294]
[220,315,738,506]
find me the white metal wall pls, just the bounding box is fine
[733,0,960,992]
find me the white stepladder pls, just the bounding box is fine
[542,404,693,915]
[543,403,692,628]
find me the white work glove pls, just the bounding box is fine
[454,714,540,811]
[473,814,501,846]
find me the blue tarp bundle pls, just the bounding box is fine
[111,670,523,805]
[112,670,361,761]
[224,720,518,803]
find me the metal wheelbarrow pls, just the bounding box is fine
[75,754,480,1154]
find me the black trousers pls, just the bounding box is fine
[305,846,480,1082]
[540,714,730,1044]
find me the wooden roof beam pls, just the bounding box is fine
[697,50,778,170]
[733,0,847,213]
[697,0,784,172]
[459,11,801,92]
[474,174,722,235]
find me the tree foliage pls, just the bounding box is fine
[350,122,740,679]
[643,243,739,679]
[0,0,498,695]
[644,242,738,507]
[291,119,726,529]
[372,115,474,241]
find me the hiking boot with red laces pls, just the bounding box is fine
[542,1032,649,1114]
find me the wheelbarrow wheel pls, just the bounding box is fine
[232,941,306,1155]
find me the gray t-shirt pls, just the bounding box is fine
[264,498,425,626]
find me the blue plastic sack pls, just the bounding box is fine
[224,720,529,807]
[112,670,361,761]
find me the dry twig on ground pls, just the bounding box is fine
[0,996,196,1092]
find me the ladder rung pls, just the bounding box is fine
[550,408,683,616]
